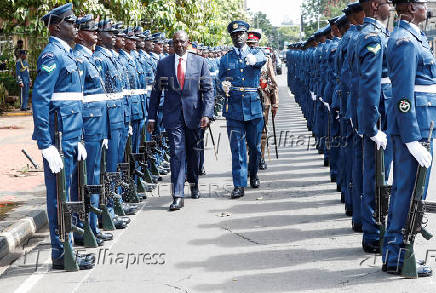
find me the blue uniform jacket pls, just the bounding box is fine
[32,37,83,149]
[218,46,267,121]
[73,44,108,142]
[387,20,436,143]
[357,18,389,136]
[16,59,30,84]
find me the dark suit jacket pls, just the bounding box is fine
[149,53,215,129]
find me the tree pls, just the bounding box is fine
[301,0,350,37]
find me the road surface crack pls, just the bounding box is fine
[164,283,190,292]
[222,226,263,245]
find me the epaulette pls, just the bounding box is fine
[41,52,54,59]
[396,37,411,46]
[75,57,84,63]
[94,57,103,62]
[365,32,379,40]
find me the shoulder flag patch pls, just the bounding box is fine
[398,98,411,113]
[41,64,56,73]
[366,43,381,54]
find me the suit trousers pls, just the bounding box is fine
[167,122,202,197]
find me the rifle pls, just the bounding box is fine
[54,111,83,272]
[120,133,142,203]
[374,136,391,252]
[98,147,116,230]
[21,149,39,169]
[401,121,434,278]
[77,159,99,247]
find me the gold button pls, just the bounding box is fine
[240,69,243,72]
[90,113,94,117]
[242,94,244,97]
[71,110,74,113]
[242,78,245,81]
[428,102,432,106]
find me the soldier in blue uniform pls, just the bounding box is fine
[94,20,131,228]
[32,3,94,270]
[219,20,267,198]
[356,0,392,253]
[120,28,144,153]
[382,0,434,277]
[73,14,113,245]
[15,50,31,111]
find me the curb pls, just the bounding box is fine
[1,112,33,117]
[0,208,48,260]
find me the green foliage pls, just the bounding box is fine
[251,11,300,49]
[301,0,350,38]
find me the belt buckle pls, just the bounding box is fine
[240,87,245,92]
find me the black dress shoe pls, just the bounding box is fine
[113,217,127,229]
[352,222,363,233]
[199,167,206,176]
[330,174,336,183]
[116,215,131,224]
[259,158,267,170]
[96,237,104,246]
[52,253,95,270]
[96,232,113,241]
[231,187,244,199]
[169,197,184,211]
[250,176,260,188]
[123,205,138,215]
[417,264,433,277]
[362,240,381,254]
[190,186,200,199]
[345,208,353,217]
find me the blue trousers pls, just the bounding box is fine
[167,124,201,197]
[131,119,141,153]
[329,114,341,177]
[20,83,30,110]
[382,136,433,267]
[227,117,263,187]
[362,135,380,243]
[84,141,102,235]
[352,133,363,226]
[44,139,78,260]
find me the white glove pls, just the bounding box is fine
[245,54,257,66]
[310,92,316,101]
[77,142,87,161]
[42,145,63,174]
[406,141,433,168]
[128,125,133,135]
[323,102,330,112]
[222,81,232,95]
[102,139,108,149]
[370,130,388,150]
[318,97,323,102]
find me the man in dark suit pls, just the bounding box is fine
[147,30,215,211]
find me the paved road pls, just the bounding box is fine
[1,73,436,293]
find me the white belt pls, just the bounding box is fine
[123,89,131,96]
[83,93,109,103]
[108,92,123,100]
[415,84,436,93]
[381,78,391,84]
[51,92,83,101]
[130,89,145,95]
[210,72,218,77]
[146,85,153,91]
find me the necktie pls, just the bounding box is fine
[177,57,185,90]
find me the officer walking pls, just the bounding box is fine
[32,3,94,270]
[16,49,31,111]
[246,30,279,170]
[219,20,267,198]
